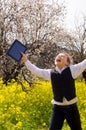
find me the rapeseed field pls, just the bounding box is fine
[0,78,86,130]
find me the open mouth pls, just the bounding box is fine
[57,59,61,62]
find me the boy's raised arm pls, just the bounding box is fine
[21,53,51,81]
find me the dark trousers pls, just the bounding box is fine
[49,103,82,130]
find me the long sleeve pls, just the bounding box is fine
[70,59,86,79]
[25,60,51,81]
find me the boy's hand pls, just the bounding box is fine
[21,52,28,63]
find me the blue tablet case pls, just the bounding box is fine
[7,39,27,62]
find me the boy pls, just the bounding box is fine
[21,52,86,130]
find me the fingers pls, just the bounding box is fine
[21,52,25,56]
[21,52,28,63]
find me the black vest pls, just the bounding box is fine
[51,67,76,102]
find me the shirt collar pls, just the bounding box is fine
[55,66,68,73]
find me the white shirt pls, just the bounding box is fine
[25,59,86,105]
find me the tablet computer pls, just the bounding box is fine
[7,39,27,62]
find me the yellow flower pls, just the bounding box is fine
[0,95,4,103]
[15,121,22,128]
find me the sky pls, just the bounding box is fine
[64,0,86,31]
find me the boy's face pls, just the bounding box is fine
[55,53,69,69]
